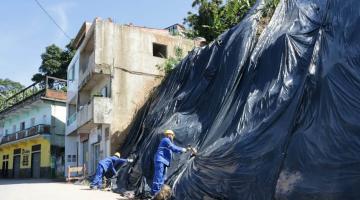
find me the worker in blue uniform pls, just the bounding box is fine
[151,130,190,195]
[90,152,133,189]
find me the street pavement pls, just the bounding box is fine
[0,179,128,200]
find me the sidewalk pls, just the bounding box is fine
[0,179,128,200]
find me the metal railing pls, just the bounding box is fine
[67,112,77,125]
[77,99,93,127]
[0,76,67,112]
[0,124,51,144]
[79,52,96,89]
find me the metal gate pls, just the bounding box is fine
[13,155,21,178]
[31,152,41,178]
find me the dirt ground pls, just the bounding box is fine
[0,179,128,200]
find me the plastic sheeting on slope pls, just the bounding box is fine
[116,0,360,199]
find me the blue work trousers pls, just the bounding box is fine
[151,161,167,195]
[91,164,104,188]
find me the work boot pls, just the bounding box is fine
[90,185,98,190]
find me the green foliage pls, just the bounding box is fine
[184,0,256,42]
[0,79,24,108]
[32,40,75,83]
[0,79,23,92]
[157,47,184,75]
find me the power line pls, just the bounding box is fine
[33,0,71,40]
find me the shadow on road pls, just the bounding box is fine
[80,188,93,190]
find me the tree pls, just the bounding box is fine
[184,0,256,42]
[0,79,24,107]
[32,41,75,83]
[0,79,23,94]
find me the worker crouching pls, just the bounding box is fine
[90,152,133,190]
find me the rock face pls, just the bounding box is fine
[117,0,360,199]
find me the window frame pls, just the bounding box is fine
[20,122,25,131]
[152,43,168,58]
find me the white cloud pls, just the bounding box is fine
[48,1,76,45]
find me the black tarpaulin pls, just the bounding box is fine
[116,0,360,199]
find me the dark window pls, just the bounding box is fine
[153,43,167,58]
[14,148,21,155]
[32,144,41,152]
[67,155,72,162]
[72,155,77,162]
[100,86,108,97]
[20,122,25,130]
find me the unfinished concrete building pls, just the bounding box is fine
[65,18,198,174]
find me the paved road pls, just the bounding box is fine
[0,179,127,200]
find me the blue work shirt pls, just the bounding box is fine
[99,156,128,174]
[155,137,185,166]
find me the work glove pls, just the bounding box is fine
[113,172,119,178]
[191,148,198,156]
[186,147,192,152]
[182,148,187,153]
[187,145,197,156]
[127,158,134,163]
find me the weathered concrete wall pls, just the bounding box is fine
[50,101,66,147]
[64,135,78,175]
[92,21,197,152]
[93,97,112,124]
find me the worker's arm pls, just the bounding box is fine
[113,158,134,167]
[117,158,128,164]
[165,138,186,153]
[109,162,117,175]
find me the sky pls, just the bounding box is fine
[0,0,194,86]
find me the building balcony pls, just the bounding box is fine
[0,124,51,145]
[77,96,111,131]
[78,52,111,91]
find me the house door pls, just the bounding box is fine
[82,140,89,169]
[2,155,9,177]
[31,152,41,178]
[92,143,100,173]
[2,161,9,177]
[13,155,21,178]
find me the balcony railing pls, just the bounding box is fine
[0,124,50,144]
[77,96,111,128]
[79,52,95,89]
[0,76,67,113]
[77,99,93,128]
[67,112,77,125]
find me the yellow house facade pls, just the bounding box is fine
[0,77,67,178]
[0,134,51,178]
